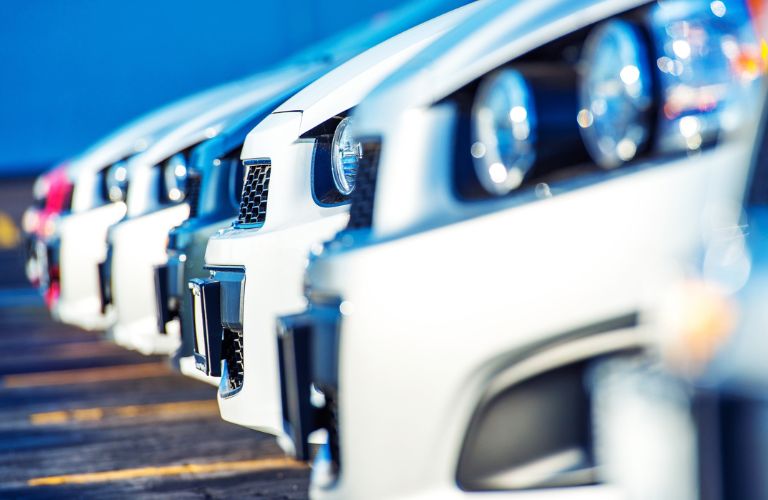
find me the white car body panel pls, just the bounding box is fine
[55,73,302,331]
[300,0,758,498]
[207,212,348,433]
[308,143,751,500]
[353,0,646,134]
[246,0,484,150]
[109,204,190,354]
[179,355,220,385]
[68,76,272,213]
[206,2,482,440]
[108,65,324,354]
[56,202,126,330]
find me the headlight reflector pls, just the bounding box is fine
[471,69,537,195]
[163,153,188,202]
[579,20,654,169]
[331,117,362,196]
[106,160,129,202]
[652,0,761,152]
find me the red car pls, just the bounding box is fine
[22,163,74,308]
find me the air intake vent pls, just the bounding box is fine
[237,160,271,226]
[346,141,381,230]
[186,172,202,218]
[221,328,244,395]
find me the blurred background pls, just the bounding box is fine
[0,0,426,289]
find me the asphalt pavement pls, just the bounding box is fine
[0,300,310,499]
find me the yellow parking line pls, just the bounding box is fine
[28,458,305,486]
[3,362,170,388]
[30,400,219,425]
[16,341,125,362]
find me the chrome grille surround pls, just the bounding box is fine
[236,159,271,226]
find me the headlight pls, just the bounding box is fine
[42,214,59,239]
[454,0,762,199]
[651,0,761,152]
[578,20,654,169]
[331,117,362,196]
[22,208,39,234]
[471,69,538,195]
[163,153,188,202]
[32,176,49,205]
[106,160,129,202]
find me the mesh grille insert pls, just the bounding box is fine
[237,161,271,226]
[221,328,244,393]
[186,173,202,218]
[346,141,381,230]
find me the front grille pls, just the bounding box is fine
[346,141,381,230]
[221,328,244,394]
[237,160,271,226]
[186,173,202,218]
[98,245,113,313]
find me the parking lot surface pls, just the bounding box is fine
[0,299,310,499]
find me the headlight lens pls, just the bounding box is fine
[454,0,763,201]
[163,153,188,202]
[471,69,537,194]
[106,160,129,202]
[32,176,49,205]
[578,20,654,168]
[651,0,761,152]
[331,117,362,196]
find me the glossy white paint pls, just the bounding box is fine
[242,0,484,157]
[55,202,125,330]
[126,65,324,218]
[107,65,326,354]
[353,0,647,137]
[308,143,751,500]
[55,73,300,331]
[207,212,348,434]
[68,76,270,214]
[302,0,757,498]
[179,355,221,386]
[208,2,481,441]
[109,204,190,354]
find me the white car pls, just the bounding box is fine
[606,90,768,500]
[280,0,762,498]
[165,0,480,384]
[102,65,337,355]
[54,77,274,331]
[192,2,481,447]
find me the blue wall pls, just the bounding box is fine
[0,0,413,176]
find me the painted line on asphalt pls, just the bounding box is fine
[30,400,220,425]
[28,458,306,486]
[0,287,42,309]
[12,340,126,362]
[3,362,170,388]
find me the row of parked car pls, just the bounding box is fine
[21,0,768,497]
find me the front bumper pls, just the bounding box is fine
[98,243,113,314]
[108,204,189,355]
[56,202,126,331]
[276,299,341,461]
[154,253,185,335]
[300,142,750,499]
[189,269,245,396]
[164,218,229,384]
[41,238,61,310]
[202,212,348,438]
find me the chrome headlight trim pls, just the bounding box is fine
[163,152,189,202]
[331,116,363,196]
[471,69,538,195]
[578,19,654,169]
